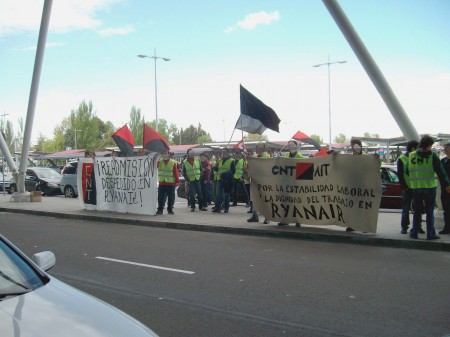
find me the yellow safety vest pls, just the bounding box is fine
[408,151,437,189]
[183,159,201,181]
[215,158,234,181]
[234,159,245,179]
[158,159,176,183]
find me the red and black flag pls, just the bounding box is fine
[292,131,322,151]
[143,124,170,154]
[234,85,280,135]
[233,138,245,150]
[111,124,135,156]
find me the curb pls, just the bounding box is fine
[2,207,449,252]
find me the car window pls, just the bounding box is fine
[33,168,61,179]
[0,240,44,298]
[63,163,78,175]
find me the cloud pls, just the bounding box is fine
[225,10,280,33]
[97,25,134,37]
[22,42,66,51]
[0,0,122,37]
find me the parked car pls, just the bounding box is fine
[9,167,63,196]
[0,234,159,337]
[380,166,402,209]
[0,172,12,194]
[60,160,78,198]
[177,166,403,209]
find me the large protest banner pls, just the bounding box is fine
[248,155,382,233]
[78,154,158,215]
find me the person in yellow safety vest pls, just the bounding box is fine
[157,149,180,215]
[247,142,271,224]
[183,149,206,212]
[232,151,249,207]
[284,139,304,159]
[212,148,235,214]
[278,140,304,227]
[407,135,450,240]
[397,140,421,234]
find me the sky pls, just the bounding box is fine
[0,0,449,146]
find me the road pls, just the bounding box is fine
[1,212,449,337]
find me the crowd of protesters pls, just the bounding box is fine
[154,135,450,240]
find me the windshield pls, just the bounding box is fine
[0,239,44,300]
[33,168,61,180]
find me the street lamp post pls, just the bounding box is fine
[313,55,346,148]
[138,48,170,133]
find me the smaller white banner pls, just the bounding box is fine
[78,155,158,215]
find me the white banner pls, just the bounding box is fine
[77,155,158,215]
[248,155,382,233]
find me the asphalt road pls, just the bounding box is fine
[1,212,449,337]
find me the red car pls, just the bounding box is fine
[380,166,402,209]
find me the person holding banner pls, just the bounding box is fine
[183,149,206,212]
[284,140,304,159]
[156,150,180,215]
[212,148,235,214]
[278,140,303,227]
[247,142,271,224]
[407,135,450,240]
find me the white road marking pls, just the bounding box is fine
[95,256,195,274]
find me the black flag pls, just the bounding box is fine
[235,84,280,134]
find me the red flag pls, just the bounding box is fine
[314,148,329,157]
[233,138,245,150]
[292,131,322,151]
[111,124,135,156]
[143,124,170,154]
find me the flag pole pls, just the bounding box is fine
[226,128,236,148]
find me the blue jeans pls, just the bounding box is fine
[158,185,174,212]
[200,179,209,208]
[401,188,413,230]
[188,180,203,210]
[411,188,436,239]
[215,180,230,211]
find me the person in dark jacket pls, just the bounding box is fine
[407,135,450,240]
[439,142,450,234]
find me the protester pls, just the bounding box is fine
[247,142,270,224]
[439,142,450,234]
[212,148,235,214]
[157,149,180,215]
[284,139,304,159]
[278,139,303,227]
[407,135,450,240]
[232,151,249,207]
[397,140,422,234]
[183,149,206,212]
[199,152,212,210]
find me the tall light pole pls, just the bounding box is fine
[1,113,9,196]
[138,48,170,133]
[313,55,346,148]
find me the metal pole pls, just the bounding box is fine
[322,0,420,141]
[327,56,331,147]
[154,47,159,133]
[18,0,53,196]
[313,56,346,148]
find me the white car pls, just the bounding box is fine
[0,234,159,337]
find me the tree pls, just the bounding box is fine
[197,134,212,145]
[179,123,212,145]
[310,134,323,144]
[245,133,268,142]
[334,133,348,143]
[0,120,15,155]
[147,119,170,144]
[129,106,144,146]
[363,132,380,138]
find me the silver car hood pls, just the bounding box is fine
[0,277,158,337]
